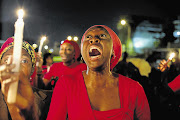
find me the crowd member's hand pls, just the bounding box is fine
[0,64,38,120]
[158,59,170,72]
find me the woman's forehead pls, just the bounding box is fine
[86,27,109,34]
[3,48,30,58]
[61,43,74,48]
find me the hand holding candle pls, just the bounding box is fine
[158,52,175,72]
[7,9,24,104]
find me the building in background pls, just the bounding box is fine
[132,20,164,54]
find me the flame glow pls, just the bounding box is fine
[169,52,175,60]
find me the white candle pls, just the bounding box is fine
[169,52,175,61]
[36,36,46,67]
[38,36,46,53]
[7,9,24,103]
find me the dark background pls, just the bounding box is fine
[0,0,180,47]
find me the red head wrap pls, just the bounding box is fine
[0,37,36,75]
[81,25,122,70]
[61,40,80,60]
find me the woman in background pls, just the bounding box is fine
[42,40,87,88]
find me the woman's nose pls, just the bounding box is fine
[89,37,100,44]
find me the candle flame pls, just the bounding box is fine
[169,52,175,60]
[18,9,24,19]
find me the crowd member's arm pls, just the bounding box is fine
[46,77,67,120]
[135,83,151,120]
[42,64,55,86]
[168,75,180,92]
[158,59,180,92]
[0,64,38,120]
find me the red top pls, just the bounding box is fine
[47,73,150,120]
[43,62,87,81]
[168,75,180,92]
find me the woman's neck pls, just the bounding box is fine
[84,66,115,88]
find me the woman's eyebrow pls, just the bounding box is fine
[22,54,30,58]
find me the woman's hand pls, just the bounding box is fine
[158,59,170,72]
[0,64,38,120]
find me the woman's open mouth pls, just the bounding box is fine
[89,45,102,60]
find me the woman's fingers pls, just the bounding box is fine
[1,76,18,96]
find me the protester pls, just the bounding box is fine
[47,25,150,120]
[147,59,180,120]
[113,52,128,76]
[159,59,180,92]
[42,40,87,88]
[0,37,52,120]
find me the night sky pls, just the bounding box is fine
[1,0,180,48]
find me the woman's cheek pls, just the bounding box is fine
[20,63,32,77]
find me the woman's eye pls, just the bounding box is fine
[100,34,106,38]
[67,48,72,51]
[21,59,28,63]
[3,57,11,64]
[86,35,92,39]
[4,59,8,64]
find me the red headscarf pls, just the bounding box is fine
[61,40,80,60]
[81,25,122,70]
[0,37,37,86]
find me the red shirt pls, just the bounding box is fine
[43,62,87,81]
[168,75,180,92]
[47,73,150,120]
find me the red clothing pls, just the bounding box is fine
[168,75,180,92]
[42,65,50,75]
[43,62,87,81]
[47,73,150,120]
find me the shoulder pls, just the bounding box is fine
[56,72,83,87]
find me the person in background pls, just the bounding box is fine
[47,25,150,120]
[0,37,52,120]
[158,59,180,92]
[42,53,53,75]
[148,59,180,120]
[113,52,128,76]
[42,40,87,88]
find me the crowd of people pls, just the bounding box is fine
[0,25,179,120]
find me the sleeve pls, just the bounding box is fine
[168,75,180,92]
[135,83,151,120]
[46,77,67,120]
[43,64,55,80]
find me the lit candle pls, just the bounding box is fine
[7,9,24,103]
[167,52,175,63]
[36,36,46,67]
[38,36,46,53]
